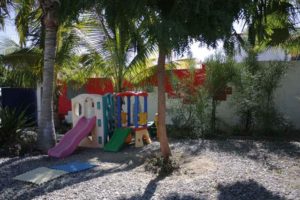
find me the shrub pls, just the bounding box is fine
[167,100,199,139]
[19,128,38,154]
[233,53,290,136]
[0,107,36,156]
[204,54,237,134]
[193,88,212,136]
[144,154,180,177]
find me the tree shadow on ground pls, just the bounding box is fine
[164,193,207,200]
[171,138,299,174]
[0,145,156,200]
[124,175,207,200]
[217,179,286,200]
[181,139,300,160]
[0,157,22,169]
[124,176,164,200]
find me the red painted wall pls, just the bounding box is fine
[58,67,206,119]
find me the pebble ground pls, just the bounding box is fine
[0,139,299,200]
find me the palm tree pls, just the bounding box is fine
[35,0,62,151]
[0,38,42,87]
[74,5,154,93]
[11,0,96,152]
[0,25,84,86]
[7,0,151,151]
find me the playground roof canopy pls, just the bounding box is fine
[116,91,148,97]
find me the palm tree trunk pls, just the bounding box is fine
[157,47,171,159]
[37,0,59,152]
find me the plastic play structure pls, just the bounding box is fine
[48,94,114,158]
[48,91,152,158]
[47,116,96,158]
[115,91,151,147]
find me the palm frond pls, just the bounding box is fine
[0,37,20,55]
[0,0,13,29]
[15,0,40,47]
[1,48,42,69]
[281,29,300,55]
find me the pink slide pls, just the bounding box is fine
[48,116,96,158]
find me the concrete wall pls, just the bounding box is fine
[147,61,300,129]
[147,88,182,124]
[204,61,300,129]
[274,62,300,128]
[234,47,291,62]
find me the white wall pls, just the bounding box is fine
[216,61,300,129]
[147,88,181,124]
[234,47,291,63]
[147,89,158,121]
[146,62,300,129]
[215,94,239,130]
[274,62,300,128]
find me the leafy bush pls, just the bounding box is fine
[233,53,290,136]
[167,100,199,139]
[204,54,236,134]
[167,53,290,138]
[0,107,36,156]
[144,154,180,177]
[196,87,229,137]
[19,128,38,154]
[254,61,289,135]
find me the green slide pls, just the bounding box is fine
[104,128,131,152]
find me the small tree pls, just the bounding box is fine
[233,53,288,135]
[142,0,248,160]
[231,51,259,133]
[256,61,288,134]
[204,54,236,134]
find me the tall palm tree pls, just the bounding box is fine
[12,0,96,151]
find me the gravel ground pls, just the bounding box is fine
[0,139,299,200]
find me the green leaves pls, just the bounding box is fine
[0,106,34,150]
[71,8,156,92]
[204,54,236,98]
[232,51,288,134]
[244,0,296,48]
[0,0,12,29]
[15,0,39,47]
[0,38,43,87]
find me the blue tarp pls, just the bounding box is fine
[50,162,96,173]
[1,88,37,123]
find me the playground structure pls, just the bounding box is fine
[71,94,114,147]
[116,91,151,147]
[48,93,115,158]
[48,91,152,158]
